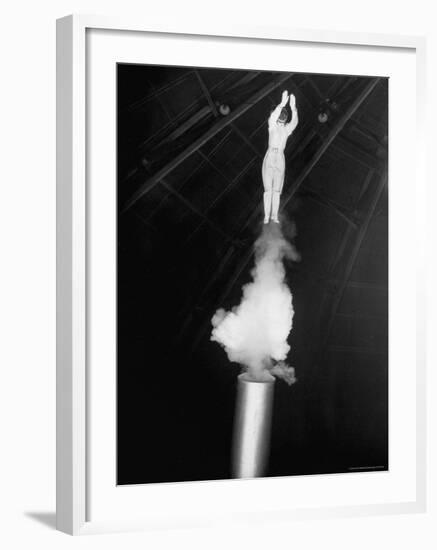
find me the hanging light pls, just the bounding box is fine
[218,103,231,116]
[318,111,329,123]
[318,98,330,123]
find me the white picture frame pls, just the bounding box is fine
[56,14,427,535]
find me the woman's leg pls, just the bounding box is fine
[262,157,274,223]
[271,169,285,222]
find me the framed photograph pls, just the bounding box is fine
[56,14,427,535]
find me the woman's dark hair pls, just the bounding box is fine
[278,107,288,123]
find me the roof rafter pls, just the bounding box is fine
[134,73,234,154]
[144,129,234,223]
[312,168,388,371]
[158,178,236,243]
[302,190,359,228]
[195,70,219,117]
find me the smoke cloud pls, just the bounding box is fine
[211,224,298,385]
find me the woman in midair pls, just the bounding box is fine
[262,90,298,223]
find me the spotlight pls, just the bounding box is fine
[318,98,337,124]
[218,103,231,116]
[318,112,329,123]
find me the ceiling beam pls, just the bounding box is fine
[326,169,374,274]
[230,123,263,158]
[302,190,358,228]
[303,75,325,104]
[126,70,195,112]
[197,149,238,186]
[302,76,386,159]
[165,106,212,141]
[176,112,272,258]
[302,168,387,393]
[144,129,234,223]
[195,70,219,117]
[122,73,293,211]
[331,135,383,172]
[158,178,236,244]
[174,153,261,344]
[228,71,261,90]
[182,156,259,248]
[317,169,388,354]
[146,110,266,230]
[180,111,271,247]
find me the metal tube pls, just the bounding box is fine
[232,373,275,479]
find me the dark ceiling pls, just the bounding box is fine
[117,64,388,484]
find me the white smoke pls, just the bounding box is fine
[211,224,298,385]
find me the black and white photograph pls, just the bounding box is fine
[1,0,434,544]
[116,64,388,485]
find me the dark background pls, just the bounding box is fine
[117,64,388,484]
